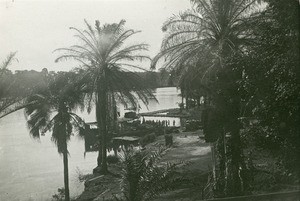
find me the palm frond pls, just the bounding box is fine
[153,0,260,89]
[25,93,52,138]
[51,116,71,154]
[0,52,18,73]
[0,99,27,119]
[119,149,182,201]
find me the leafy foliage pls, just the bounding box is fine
[139,133,156,147]
[234,0,300,178]
[153,0,262,197]
[107,155,120,164]
[117,149,181,201]
[51,188,66,201]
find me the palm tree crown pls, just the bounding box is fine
[25,73,85,151]
[55,19,155,109]
[152,0,259,77]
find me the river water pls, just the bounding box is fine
[0,87,181,201]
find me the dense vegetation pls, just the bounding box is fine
[1,0,299,200]
[152,0,300,198]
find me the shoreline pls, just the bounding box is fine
[139,108,190,118]
[76,130,212,201]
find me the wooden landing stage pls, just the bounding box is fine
[139,108,190,118]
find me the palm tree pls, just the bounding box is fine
[55,20,155,174]
[0,52,26,119]
[25,72,85,201]
[152,0,260,196]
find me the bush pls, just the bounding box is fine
[51,188,65,201]
[165,134,173,147]
[154,127,164,136]
[119,149,181,201]
[107,155,119,164]
[166,127,179,134]
[185,120,202,131]
[140,133,156,146]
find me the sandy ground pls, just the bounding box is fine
[150,131,212,201]
[76,130,212,201]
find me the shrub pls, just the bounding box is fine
[154,127,164,136]
[139,133,156,146]
[118,149,181,201]
[165,134,173,147]
[185,120,202,131]
[51,188,65,201]
[107,155,120,164]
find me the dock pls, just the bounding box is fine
[139,108,190,118]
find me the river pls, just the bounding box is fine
[0,87,181,201]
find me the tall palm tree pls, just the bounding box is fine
[55,20,155,174]
[25,72,85,201]
[152,0,260,196]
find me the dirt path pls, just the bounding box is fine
[149,131,212,201]
[146,131,212,172]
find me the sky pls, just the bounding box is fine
[0,0,191,72]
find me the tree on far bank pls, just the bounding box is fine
[55,20,155,174]
[25,72,85,201]
[0,53,51,120]
[0,52,25,119]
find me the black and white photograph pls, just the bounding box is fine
[0,0,299,200]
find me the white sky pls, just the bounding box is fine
[0,0,191,72]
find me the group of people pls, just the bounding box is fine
[141,117,176,127]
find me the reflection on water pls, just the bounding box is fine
[0,87,181,201]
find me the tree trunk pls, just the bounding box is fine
[218,128,227,194]
[100,92,108,173]
[59,108,70,201]
[95,77,108,174]
[181,91,184,109]
[96,75,108,174]
[186,82,189,109]
[230,122,243,195]
[96,98,102,168]
[225,98,244,196]
[197,97,200,107]
[97,145,102,167]
[63,151,70,201]
[210,142,217,184]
